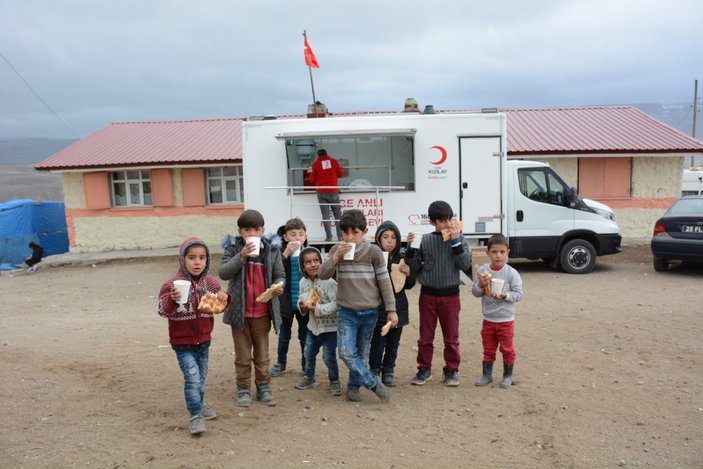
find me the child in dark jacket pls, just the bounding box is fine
[157,237,229,435]
[270,218,309,377]
[369,221,416,386]
[219,209,285,408]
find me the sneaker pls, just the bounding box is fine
[411,368,432,385]
[325,236,333,242]
[270,363,287,377]
[443,369,460,387]
[329,380,342,396]
[256,383,277,406]
[372,377,390,403]
[189,415,206,435]
[382,370,397,387]
[202,405,217,420]
[346,386,361,402]
[236,387,252,407]
[295,375,316,390]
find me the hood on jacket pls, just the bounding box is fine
[298,246,323,279]
[179,236,210,280]
[374,220,402,258]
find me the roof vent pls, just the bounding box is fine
[422,105,435,114]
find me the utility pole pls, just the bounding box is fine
[692,79,699,167]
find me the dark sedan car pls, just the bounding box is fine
[651,195,703,271]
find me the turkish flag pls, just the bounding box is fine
[304,37,320,68]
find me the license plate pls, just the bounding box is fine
[682,225,703,233]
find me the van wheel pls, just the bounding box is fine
[559,239,596,274]
[652,256,668,272]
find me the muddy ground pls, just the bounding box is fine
[1,242,701,468]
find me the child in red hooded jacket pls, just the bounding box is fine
[157,237,229,436]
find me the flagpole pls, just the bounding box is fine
[303,30,319,117]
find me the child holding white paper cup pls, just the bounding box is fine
[270,218,309,377]
[157,237,229,435]
[471,234,523,389]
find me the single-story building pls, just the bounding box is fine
[36,106,703,252]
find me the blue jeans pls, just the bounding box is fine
[276,310,308,370]
[369,323,403,372]
[303,330,339,382]
[174,344,209,417]
[337,307,378,389]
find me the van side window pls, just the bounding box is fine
[518,168,568,207]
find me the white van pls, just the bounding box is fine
[682,168,703,196]
[242,112,621,273]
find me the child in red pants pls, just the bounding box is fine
[472,234,523,388]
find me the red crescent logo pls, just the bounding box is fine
[430,145,447,165]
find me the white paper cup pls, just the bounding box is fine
[382,251,389,264]
[246,236,261,256]
[490,278,505,294]
[292,247,301,257]
[173,280,191,304]
[290,241,301,257]
[343,242,356,260]
[410,233,423,249]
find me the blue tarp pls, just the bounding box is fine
[0,199,69,265]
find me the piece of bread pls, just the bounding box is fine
[306,288,320,308]
[480,271,492,296]
[390,259,407,293]
[256,281,285,303]
[380,320,393,336]
[442,220,465,241]
[198,292,227,314]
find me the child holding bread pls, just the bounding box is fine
[219,209,285,407]
[157,237,229,435]
[369,220,416,386]
[405,200,471,387]
[295,247,341,396]
[471,233,523,388]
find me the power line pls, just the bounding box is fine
[0,50,80,139]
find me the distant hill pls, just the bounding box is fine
[0,138,76,203]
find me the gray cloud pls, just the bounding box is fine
[1,0,701,138]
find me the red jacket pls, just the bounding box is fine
[309,155,343,193]
[157,238,228,345]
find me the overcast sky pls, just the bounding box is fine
[1,0,701,139]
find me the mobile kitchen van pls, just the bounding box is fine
[242,112,621,273]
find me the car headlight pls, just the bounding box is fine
[592,207,615,221]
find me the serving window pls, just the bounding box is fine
[283,134,415,193]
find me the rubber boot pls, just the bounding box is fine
[474,361,494,386]
[500,363,513,389]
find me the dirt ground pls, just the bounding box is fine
[1,243,702,468]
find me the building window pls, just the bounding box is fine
[578,157,632,198]
[207,166,244,204]
[110,170,152,207]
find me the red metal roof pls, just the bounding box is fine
[36,118,242,171]
[503,106,703,154]
[36,106,703,171]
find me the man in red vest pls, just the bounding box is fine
[309,149,344,241]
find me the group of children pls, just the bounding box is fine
[157,201,523,435]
